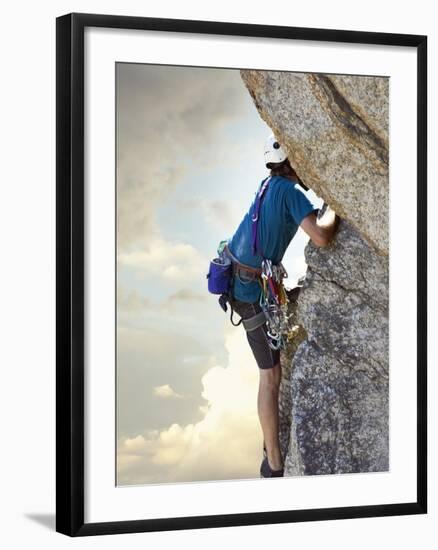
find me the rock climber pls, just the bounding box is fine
[226,134,339,478]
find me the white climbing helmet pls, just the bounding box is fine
[264,133,287,167]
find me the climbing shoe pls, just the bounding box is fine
[260,456,284,478]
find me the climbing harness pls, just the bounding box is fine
[207,176,290,349]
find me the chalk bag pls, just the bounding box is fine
[206,257,232,295]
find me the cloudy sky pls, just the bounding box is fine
[116,63,322,486]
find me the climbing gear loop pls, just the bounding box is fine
[259,259,289,351]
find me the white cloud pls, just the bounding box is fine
[118,237,207,283]
[117,64,252,252]
[289,254,307,283]
[117,287,150,312]
[167,289,206,303]
[153,384,183,399]
[117,327,262,484]
[179,197,241,230]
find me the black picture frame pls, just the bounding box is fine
[56,12,427,537]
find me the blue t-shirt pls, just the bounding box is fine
[227,176,318,303]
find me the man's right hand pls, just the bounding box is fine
[299,205,340,248]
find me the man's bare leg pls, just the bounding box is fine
[258,363,283,471]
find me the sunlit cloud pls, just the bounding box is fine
[117,327,262,485]
[153,384,183,399]
[116,321,225,439]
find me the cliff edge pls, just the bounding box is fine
[241,70,389,475]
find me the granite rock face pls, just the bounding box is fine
[291,217,389,474]
[241,70,389,475]
[278,287,307,476]
[240,71,389,255]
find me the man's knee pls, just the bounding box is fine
[259,363,281,388]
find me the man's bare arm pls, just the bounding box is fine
[300,205,340,247]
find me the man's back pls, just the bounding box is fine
[228,175,318,303]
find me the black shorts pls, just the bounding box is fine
[229,298,280,370]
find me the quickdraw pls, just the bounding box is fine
[258,259,289,350]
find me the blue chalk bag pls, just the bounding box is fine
[206,256,232,295]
